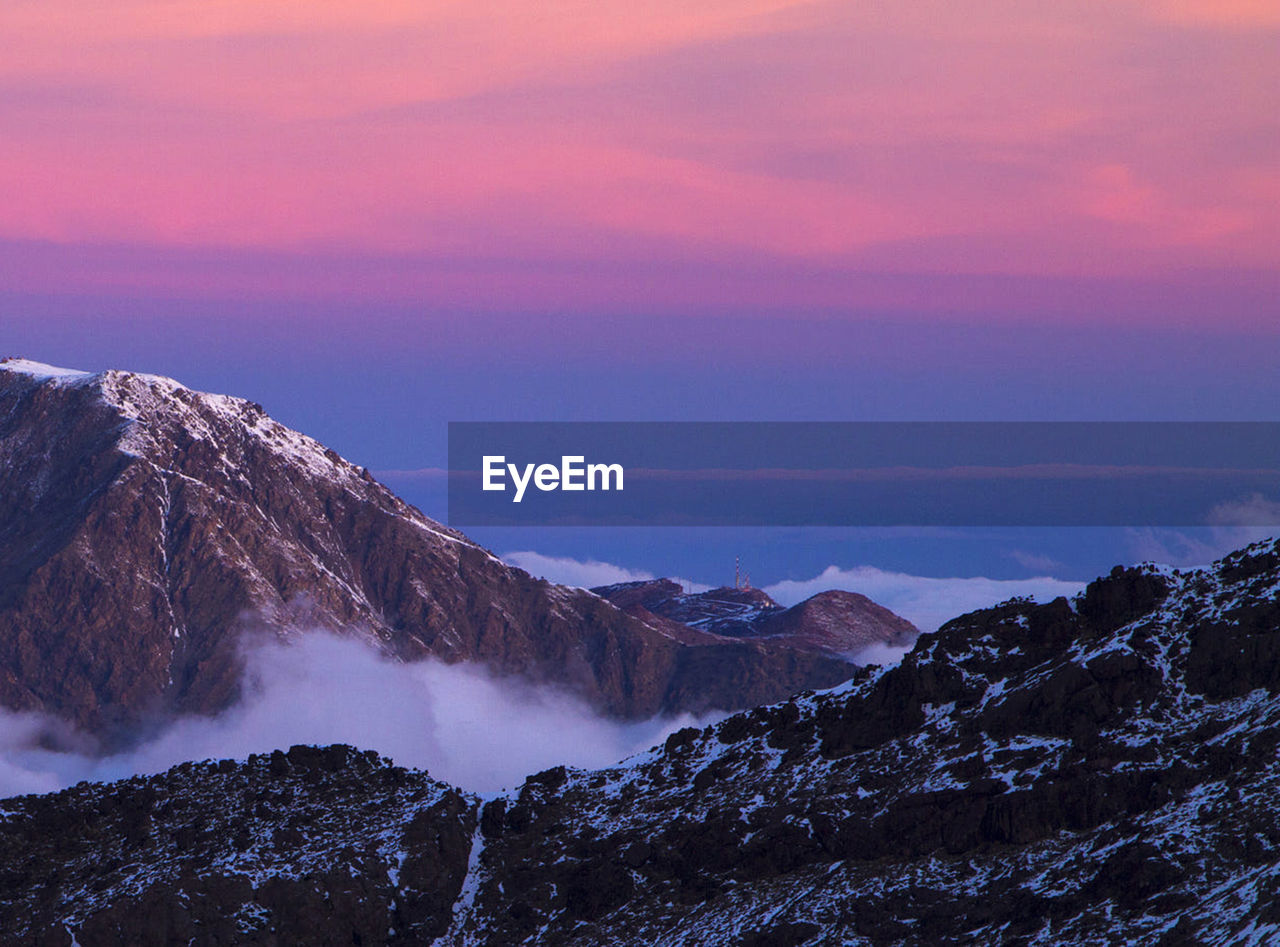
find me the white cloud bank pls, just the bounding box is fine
[0,634,715,801]
[503,550,709,594]
[514,550,1085,632]
[764,565,1084,633]
[0,554,1102,800]
[843,640,916,668]
[508,552,1085,635]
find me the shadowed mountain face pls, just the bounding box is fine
[592,579,918,653]
[4,538,1280,944]
[0,359,874,738]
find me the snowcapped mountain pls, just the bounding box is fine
[592,578,918,653]
[0,359,874,739]
[4,536,1280,944]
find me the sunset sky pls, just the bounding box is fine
[2,0,1275,309]
[3,0,1277,584]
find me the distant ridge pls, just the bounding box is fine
[592,578,917,653]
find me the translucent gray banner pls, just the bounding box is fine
[447,422,1280,527]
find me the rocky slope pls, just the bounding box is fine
[593,579,918,653]
[4,536,1280,945]
[0,359,871,739]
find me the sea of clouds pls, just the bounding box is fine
[507,550,1085,634]
[0,633,720,800]
[0,549,1127,801]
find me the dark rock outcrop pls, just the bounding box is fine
[0,746,476,945]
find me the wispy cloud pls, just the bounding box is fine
[1208,493,1280,527]
[0,634,716,800]
[844,640,915,668]
[1008,549,1067,574]
[1125,525,1280,569]
[503,550,710,593]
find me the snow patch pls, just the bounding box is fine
[0,358,92,382]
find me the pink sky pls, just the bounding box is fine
[0,0,1276,319]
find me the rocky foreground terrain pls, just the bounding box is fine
[4,537,1280,945]
[0,359,913,739]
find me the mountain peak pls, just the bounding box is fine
[0,357,192,397]
[593,577,917,653]
[1,357,369,489]
[0,364,868,736]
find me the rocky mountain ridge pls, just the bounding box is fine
[4,535,1280,945]
[593,578,917,654]
[0,358,905,738]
